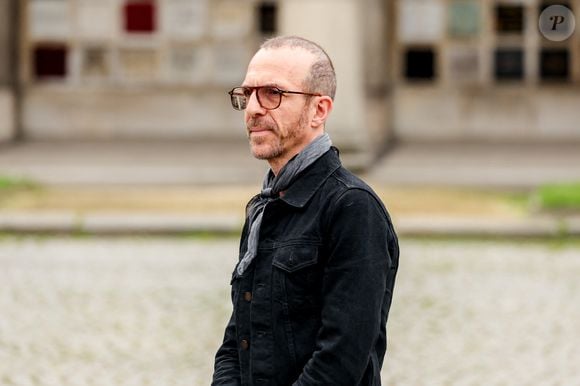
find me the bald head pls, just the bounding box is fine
[260,36,336,100]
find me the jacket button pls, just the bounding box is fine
[243,291,252,302]
[240,339,249,350]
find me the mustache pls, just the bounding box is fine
[247,118,277,132]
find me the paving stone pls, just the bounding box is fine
[0,237,578,385]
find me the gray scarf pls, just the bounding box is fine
[236,133,332,276]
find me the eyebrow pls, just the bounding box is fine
[240,83,282,89]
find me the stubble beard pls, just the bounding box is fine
[248,120,285,160]
[247,108,309,161]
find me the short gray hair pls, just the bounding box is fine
[260,36,336,100]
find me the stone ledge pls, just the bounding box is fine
[2,211,579,237]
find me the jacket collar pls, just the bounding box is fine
[279,147,342,208]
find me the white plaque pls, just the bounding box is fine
[81,47,110,78]
[448,0,481,38]
[447,47,480,83]
[28,0,72,40]
[163,0,207,39]
[77,0,117,40]
[212,44,249,84]
[119,49,159,82]
[212,1,253,38]
[168,45,211,83]
[398,0,445,43]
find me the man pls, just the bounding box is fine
[212,36,399,386]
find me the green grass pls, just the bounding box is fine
[537,182,580,210]
[0,176,42,209]
[0,176,40,191]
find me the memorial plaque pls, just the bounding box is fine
[124,0,156,33]
[540,49,569,80]
[168,45,211,83]
[33,44,68,79]
[399,0,445,43]
[494,49,524,80]
[119,49,159,81]
[495,5,524,34]
[213,45,249,84]
[28,0,72,39]
[539,1,571,13]
[405,48,436,80]
[447,47,480,83]
[212,1,253,38]
[258,3,277,35]
[163,0,207,39]
[81,47,110,78]
[77,0,116,40]
[448,0,481,38]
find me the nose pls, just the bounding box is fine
[245,89,265,116]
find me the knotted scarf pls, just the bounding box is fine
[236,133,332,276]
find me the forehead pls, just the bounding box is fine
[243,47,315,88]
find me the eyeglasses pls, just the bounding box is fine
[228,86,321,111]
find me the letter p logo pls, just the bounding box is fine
[550,15,566,30]
[539,5,576,41]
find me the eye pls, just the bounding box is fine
[261,87,281,96]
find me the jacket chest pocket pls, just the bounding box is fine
[272,243,321,310]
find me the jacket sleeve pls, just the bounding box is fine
[212,311,242,385]
[293,188,398,385]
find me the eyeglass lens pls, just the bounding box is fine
[230,87,282,110]
[230,91,247,110]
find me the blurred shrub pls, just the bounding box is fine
[0,176,40,192]
[537,183,580,210]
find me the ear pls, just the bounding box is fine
[310,96,333,129]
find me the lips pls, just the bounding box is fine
[248,122,274,134]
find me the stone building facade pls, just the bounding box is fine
[0,0,17,142]
[0,0,579,163]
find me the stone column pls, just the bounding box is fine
[278,0,371,167]
[0,0,16,142]
[362,0,395,152]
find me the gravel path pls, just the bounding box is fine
[0,237,578,386]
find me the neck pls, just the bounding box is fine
[268,131,327,175]
[268,154,293,176]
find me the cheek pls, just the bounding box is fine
[271,112,293,136]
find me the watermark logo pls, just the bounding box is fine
[539,5,576,41]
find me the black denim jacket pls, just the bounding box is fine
[212,148,399,386]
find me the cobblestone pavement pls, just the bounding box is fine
[0,237,579,386]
